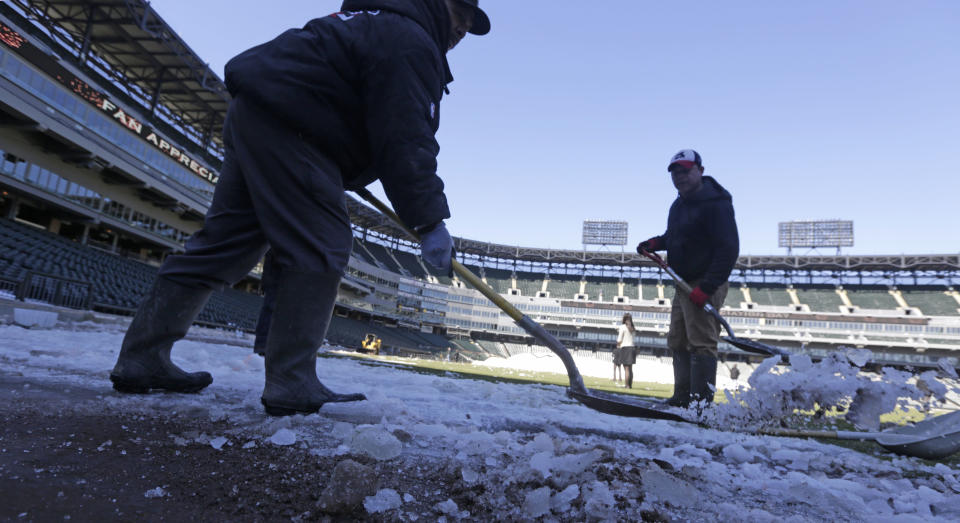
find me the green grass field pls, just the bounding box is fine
[324,349,674,399]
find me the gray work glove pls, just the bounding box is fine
[420,222,453,275]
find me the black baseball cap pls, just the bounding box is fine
[455,0,490,35]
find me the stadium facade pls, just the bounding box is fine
[1,1,958,369]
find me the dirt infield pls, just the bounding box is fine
[0,372,521,522]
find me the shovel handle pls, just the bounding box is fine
[353,189,586,391]
[639,249,732,332]
[354,188,524,323]
[640,250,694,293]
[761,428,883,441]
[641,249,792,360]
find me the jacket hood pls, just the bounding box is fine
[341,0,454,87]
[681,175,731,203]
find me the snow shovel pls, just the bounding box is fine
[354,189,690,423]
[639,249,792,361]
[761,409,960,459]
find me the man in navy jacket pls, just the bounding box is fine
[110,0,490,416]
[638,149,739,407]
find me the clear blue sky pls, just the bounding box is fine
[153,1,959,255]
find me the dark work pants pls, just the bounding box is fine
[160,96,353,290]
[667,281,729,357]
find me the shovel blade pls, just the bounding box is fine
[567,388,693,423]
[876,410,960,460]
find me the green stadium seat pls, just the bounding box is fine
[845,286,898,311]
[748,284,793,307]
[795,286,844,313]
[899,288,959,316]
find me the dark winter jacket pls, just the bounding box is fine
[654,176,739,295]
[223,0,453,229]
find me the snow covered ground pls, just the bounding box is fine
[2,322,960,521]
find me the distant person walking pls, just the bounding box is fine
[109,0,491,416]
[617,313,638,389]
[637,149,739,407]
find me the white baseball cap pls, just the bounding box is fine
[668,149,702,171]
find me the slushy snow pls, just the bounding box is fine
[2,322,959,521]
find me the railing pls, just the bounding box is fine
[16,271,92,309]
[0,276,18,297]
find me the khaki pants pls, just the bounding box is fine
[667,281,729,357]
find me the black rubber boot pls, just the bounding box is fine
[260,270,366,416]
[252,295,273,357]
[110,278,214,393]
[252,252,278,357]
[666,349,691,407]
[690,352,719,405]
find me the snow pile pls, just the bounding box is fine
[709,349,959,431]
[475,344,959,433]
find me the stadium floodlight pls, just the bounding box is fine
[582,220,628,247]
[779,220,854,254]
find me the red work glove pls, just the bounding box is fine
[636,237,662,254]
[689,286,710,308]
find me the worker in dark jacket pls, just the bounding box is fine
[109,0,490,417]
[637,149,739,407]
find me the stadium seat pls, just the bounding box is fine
[899,287,960,316]
[547,274,582,299]
[391,248,429,278]
[747,283,793,307]
[0,217,264,330]
[514,271,543,297]
[844,286,899,311]
[794,286,844,313]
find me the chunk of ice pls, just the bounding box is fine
[938,358,958,379]
[268,428,297,446]
[722,443,754,464]
[582,481,615,515]
[846,348,872,368]
[526,433,554,453]
[435,499,459,515]
[144,487,167,498]
[461,467,479,484]
[641,466,698,508]
[351,426,402,461]
[364,488,401,514]
[331,422,354,441]
[523,486,552,518]
[551,484,579,513]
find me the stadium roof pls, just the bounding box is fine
[5,0,228,159]
[346,196,960,272]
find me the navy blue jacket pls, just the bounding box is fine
[653,176,739,295]
[223,0,453,229]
